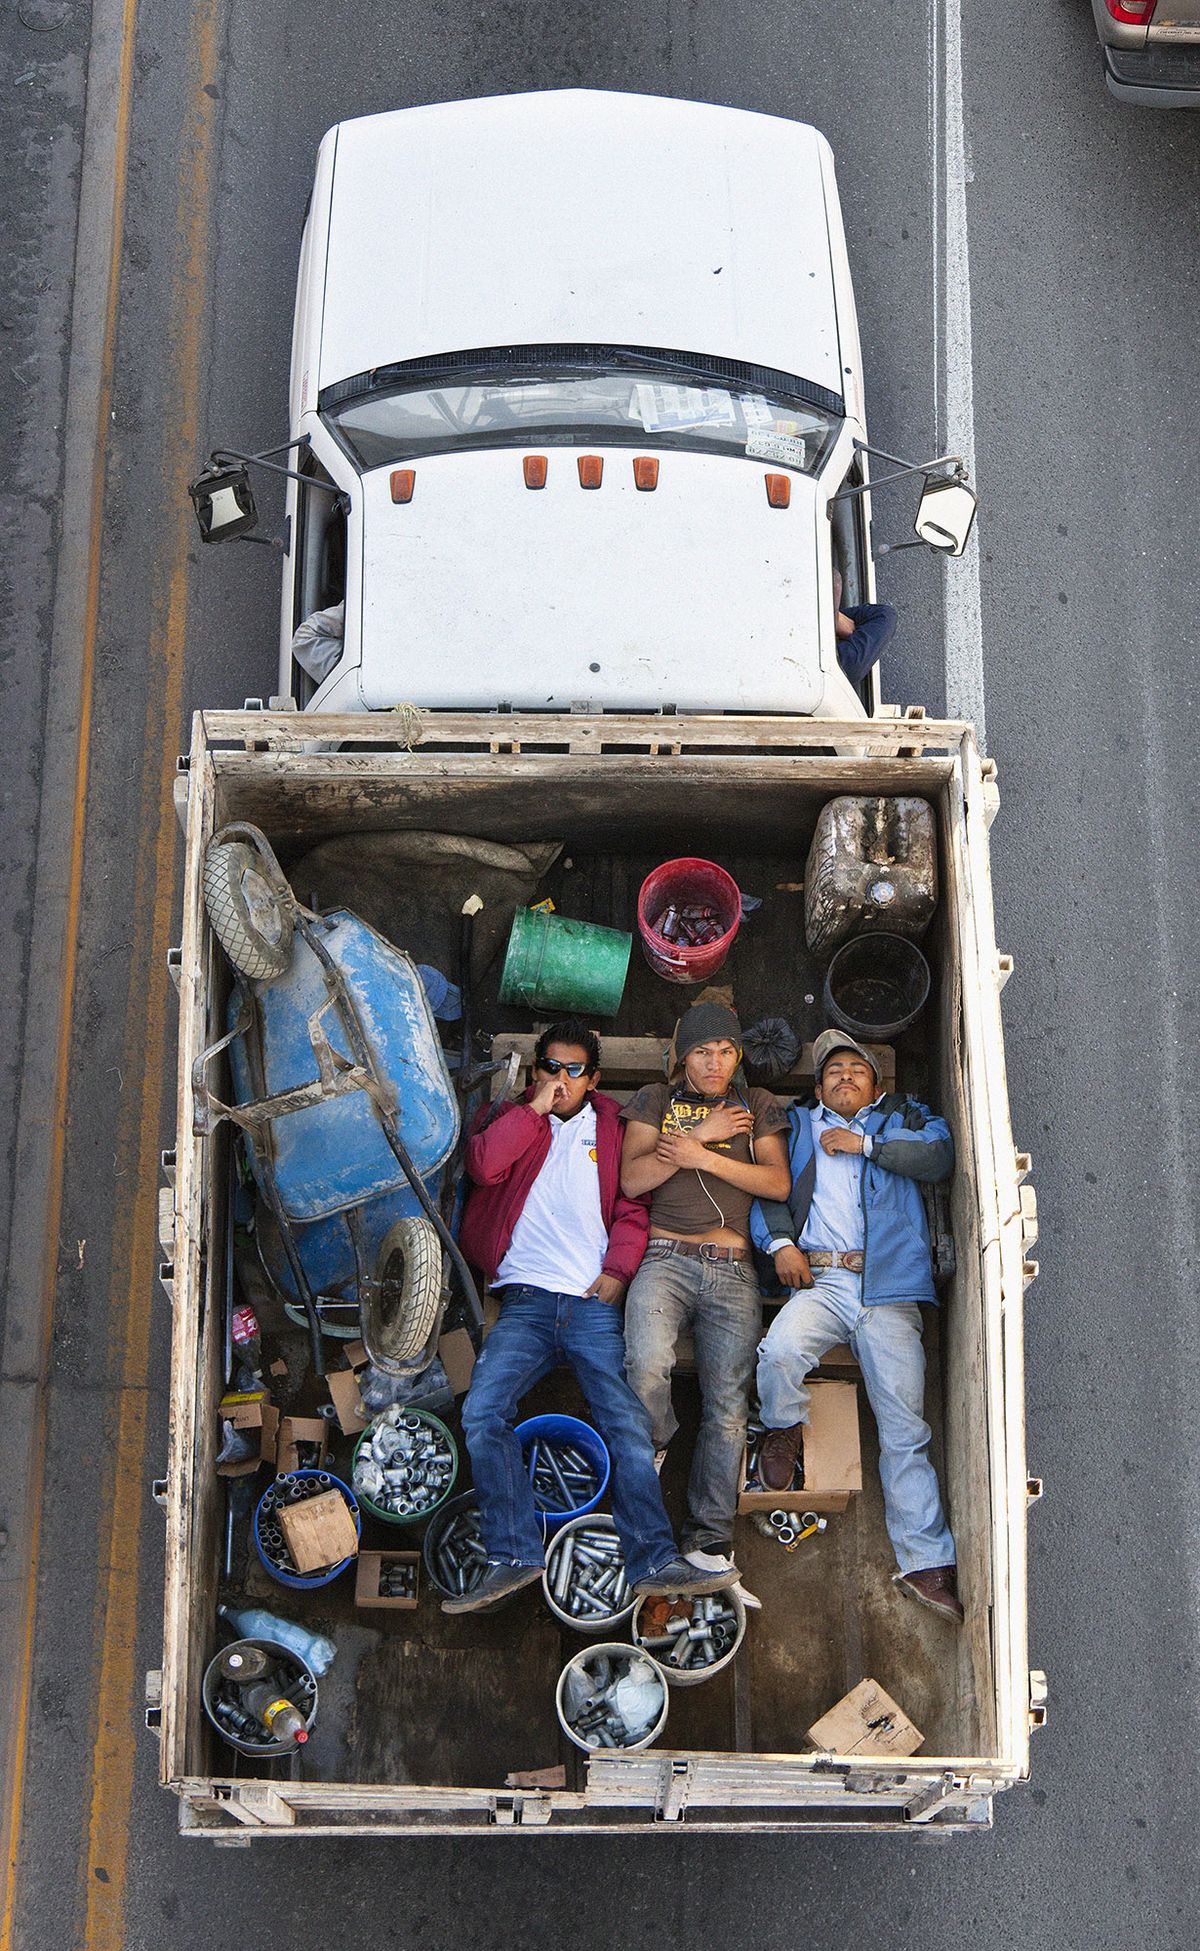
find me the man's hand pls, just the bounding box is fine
[530,1074,571,1116]
[691,1103,754,1144]
[820,1126,864,1156]
[584,1272,625,1307]
[774,1244,813,1290]
[655,1131,713,1171]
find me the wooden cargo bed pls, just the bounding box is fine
[162,714,1030,1833]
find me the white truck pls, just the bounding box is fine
[159,94,1038,1840]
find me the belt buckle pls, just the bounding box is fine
[700,1241,721,1262]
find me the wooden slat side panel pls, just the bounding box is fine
[934,782,997,1758]
[160,715,216,1784]
[202,709,973,755]
[957,734,1031,1775]
[208,753,956,848]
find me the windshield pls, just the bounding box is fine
[323,352,842,477]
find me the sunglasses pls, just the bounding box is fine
[537,1058,590,1077]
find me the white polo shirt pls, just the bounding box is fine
[494,1101,609,1297]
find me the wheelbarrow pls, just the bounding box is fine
[194,824,485,1377]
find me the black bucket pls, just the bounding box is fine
[823,931,931,1041]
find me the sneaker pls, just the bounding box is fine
[653,1447,669,1475]
[633,1555,739,1598]
[893,1565,964,1624]
[686,1548,762,1612]
[441,1560,544,1615]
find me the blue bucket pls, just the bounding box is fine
[253,1469,361,1589]
[515,1414,610,1533]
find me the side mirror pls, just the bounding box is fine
[914,476,977,557]
[188,461,259,543]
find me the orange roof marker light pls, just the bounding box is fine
[523,454,548,489]
[577,454,604,489]
[390,469,415,504]
[764,473,791,509]
[633,457,659,491]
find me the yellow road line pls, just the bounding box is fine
[80,4,223,1945]
[0,3,141,1945]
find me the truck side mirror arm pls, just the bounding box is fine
[833,440,978,559]
[187,435,348,547]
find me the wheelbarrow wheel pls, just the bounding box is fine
[369,1217,444,1365]
[203,840,295,981]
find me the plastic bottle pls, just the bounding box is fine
[216,1644,270,1683]
[238,1680,309,1745]
[217,1605,336,1675]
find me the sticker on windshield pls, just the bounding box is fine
[635,383,738,432]
[746,430,808,467]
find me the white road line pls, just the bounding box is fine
[934,0,986,745]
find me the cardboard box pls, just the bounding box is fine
[326,1346,371,1436]
[216,1392,279,1479]
[355,1549,421,1610]
[276,1415,328,1477]
[279,1489,359,1574]
[806,1678,924,1758]
[738,1379,862,1514]
[438,1327,476,1396]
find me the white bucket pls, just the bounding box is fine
[542,1515,637,1635]
[555,1642,670,1753]
[632,1585,747,1686]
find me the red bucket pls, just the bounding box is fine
[637,859,741,985]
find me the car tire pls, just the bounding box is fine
[369,1216,444,1365]
[202,840,295,981]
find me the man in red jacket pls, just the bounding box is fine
[448,1020,737,1613]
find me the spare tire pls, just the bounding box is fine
[203,840,295,981]
[368,1216,444,1366]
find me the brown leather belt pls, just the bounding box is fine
[806,1250,865,1272]
[648,1239,750,1263]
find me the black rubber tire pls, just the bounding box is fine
[203,841,295,981]
[369,1217,444,1365]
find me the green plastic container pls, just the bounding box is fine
[498,908,632,1016]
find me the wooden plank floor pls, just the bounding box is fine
[210,831,965,1787]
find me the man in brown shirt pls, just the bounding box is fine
[620,1003,790,1582]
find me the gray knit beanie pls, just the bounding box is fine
[673,1003,743,1068]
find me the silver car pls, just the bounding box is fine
[1092,1,1200,104]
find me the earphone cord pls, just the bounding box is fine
[672,1086,755,1232]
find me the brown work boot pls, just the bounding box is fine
[894,1566,964,1624]
[759,1422,805,1491]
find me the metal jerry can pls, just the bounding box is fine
[804,796,938,955]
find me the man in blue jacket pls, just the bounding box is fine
[750,1028,962,1623]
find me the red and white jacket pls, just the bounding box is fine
[458,1088,649,1287]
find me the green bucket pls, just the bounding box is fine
[498,908,632,1016]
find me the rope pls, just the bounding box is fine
[389,701,424,750]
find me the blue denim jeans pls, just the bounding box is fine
[756,1268,955,1575]
[460,1284,678,1583]
[623,1243,761,1555]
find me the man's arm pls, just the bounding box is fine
[837,602,898,686]
[871,1104,953,1183]
[621,1117,678,1197]
[657,1129,791,1201]
[750,1194,796,1256]
[465,1100,548,1186]
[822,1102,954,1183]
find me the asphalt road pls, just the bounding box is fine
[1,1,1198,1947]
